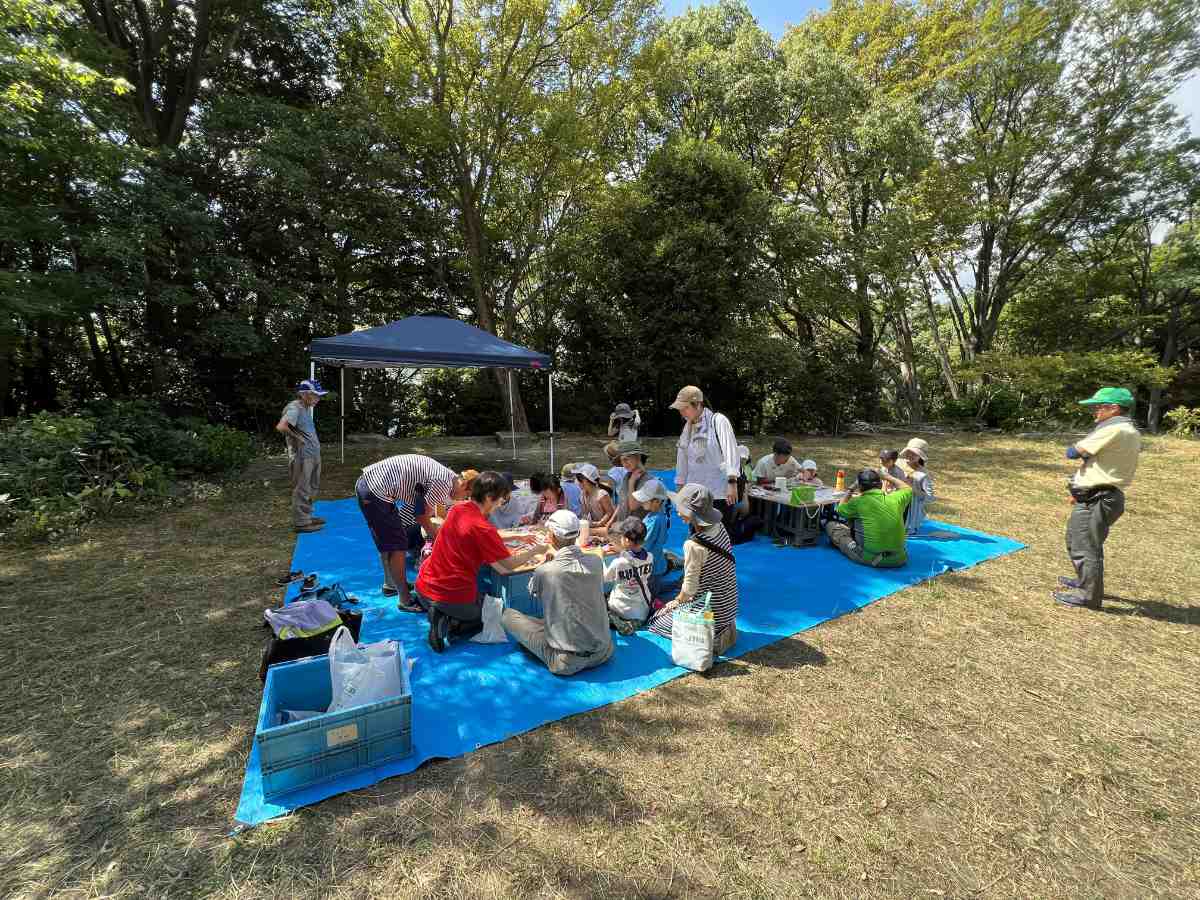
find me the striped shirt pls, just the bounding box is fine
[361,455,456,526]
[649,522,737,639]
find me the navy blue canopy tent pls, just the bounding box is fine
[309,314,556,465]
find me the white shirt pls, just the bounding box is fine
[604,549,654,621]
[675,408,739,498]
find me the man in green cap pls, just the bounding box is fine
[1055,387,1141,609]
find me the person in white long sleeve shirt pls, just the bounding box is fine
[670,385,740,516]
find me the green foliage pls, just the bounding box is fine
[0,405,253,541]
[1163,406,1200,437]
[961,350,1176,427]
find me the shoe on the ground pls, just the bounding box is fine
[310,516,326,526]
[275,570,304,587]
[294,522,323,533]
[1053,591,1100,610]
[1057,576,1081,590]
[299,574,318,592]
[397,596,424,614]
[427,610,445,653]
[609,613,637,636]
[381,584,399,597]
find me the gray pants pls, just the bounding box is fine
[824,521,905,568]
[501,609,614,676]
[1066,489,1125,606]
[290,455,321,525]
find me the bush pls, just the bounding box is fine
[1163,406,1200,437]
[0,404,255,542]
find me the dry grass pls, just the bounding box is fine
[1,431,1198,899]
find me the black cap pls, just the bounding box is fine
[856,468,882,492]
[772,438,792,456]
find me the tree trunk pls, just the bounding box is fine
[892,305,924,421]
[918,268,960,401]
[81,314,116,395]
[853,272,879,421]
[96,306,129,394]
[1148,304,1180,433]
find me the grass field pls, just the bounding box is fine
[1,431,1198,899]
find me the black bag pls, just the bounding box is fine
[258,609,363,682]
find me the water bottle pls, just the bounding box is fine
[835,469,845,491]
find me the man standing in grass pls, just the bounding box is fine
[1055,387,1141,610]
[276,379,327,534]
[824,469,912,568]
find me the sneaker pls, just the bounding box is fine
[311,516,326,526]
[275,570,304,587]
[1053,591,1100,610]
[381,584,399,597]
[299,574,318,593]
[427,610,445,653]
[294,522,323,533]
[1057,576,1081,590]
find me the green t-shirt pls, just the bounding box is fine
[836,487,912,561]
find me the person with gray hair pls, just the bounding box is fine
[502,510,614,675]
[274,379,328,533]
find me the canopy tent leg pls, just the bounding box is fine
[548,372,555,473]
[339,366,345,465]
[507,369,517,461]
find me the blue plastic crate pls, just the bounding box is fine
[254,644,412,799]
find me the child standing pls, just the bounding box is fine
[898,438,934,534]
[878,449,904,493]
[604,517,654,634]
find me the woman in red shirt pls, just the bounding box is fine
[415,471,547,652]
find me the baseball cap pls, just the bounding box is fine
[297,379,329,396]
[669,385,704,410]
[772,438,792,456]
[459,468,480,485]
[546,509,581,538]
[738,444,750,462]
[632,477,669,503]
[1079,387,1134,407]
[667,483,722,527]
[801,459,817,471]
[574,462,600,483]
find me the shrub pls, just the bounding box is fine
[1163,406,1200,437]
[0,404,254,541]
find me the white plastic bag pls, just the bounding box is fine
[327,626,404,713]
[671,601,714,672]
[471,594,508,643]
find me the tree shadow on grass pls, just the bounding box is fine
[1098,595,1200,626]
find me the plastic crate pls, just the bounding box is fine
[254,644,412,799]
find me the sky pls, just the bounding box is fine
[659,0,1200,139]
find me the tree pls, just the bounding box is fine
[364,0,656,431]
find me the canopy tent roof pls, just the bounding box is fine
[309,313,551,370]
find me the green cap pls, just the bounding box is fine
[1079,387,1133,407]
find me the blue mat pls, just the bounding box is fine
[234,476,1023,827]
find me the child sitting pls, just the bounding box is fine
[559,463,584,515]
[798,459,824,487]
[520,473,565,524]
[631,477,672,595]
[603,516,654,635]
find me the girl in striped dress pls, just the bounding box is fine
[648,484,738,655]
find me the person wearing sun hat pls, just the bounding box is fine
[276,378,329,533]
[671,385,741,515]
[502,509,614,675]
[613,439,651,521]
[605,402,641,456]
[647,484,739,654]
[897,437,935,535]
[1055,387,1141,610]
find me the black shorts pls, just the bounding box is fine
[356,477,421,553]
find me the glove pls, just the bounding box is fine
[1065,446,1080,460]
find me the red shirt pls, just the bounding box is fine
[416,501,510,604]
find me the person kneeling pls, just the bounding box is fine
[416,471,546,653]
[502,511,614,676]
[824,469,911,568]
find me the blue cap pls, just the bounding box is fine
[297,379,328,396]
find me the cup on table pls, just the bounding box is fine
[775,476,788,492]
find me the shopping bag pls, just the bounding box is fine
[470,595,508,643]
[671,593,714,672]
[327,626,404,713]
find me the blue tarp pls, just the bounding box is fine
[234,474,1024,827]
[309,313,552,370]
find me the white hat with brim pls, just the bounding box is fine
[574,462,600,484]
[667,483,723,527]
[632,477,669,503]
[546,509,580,538]
[903,438,929,462]
[801,459,818,471]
